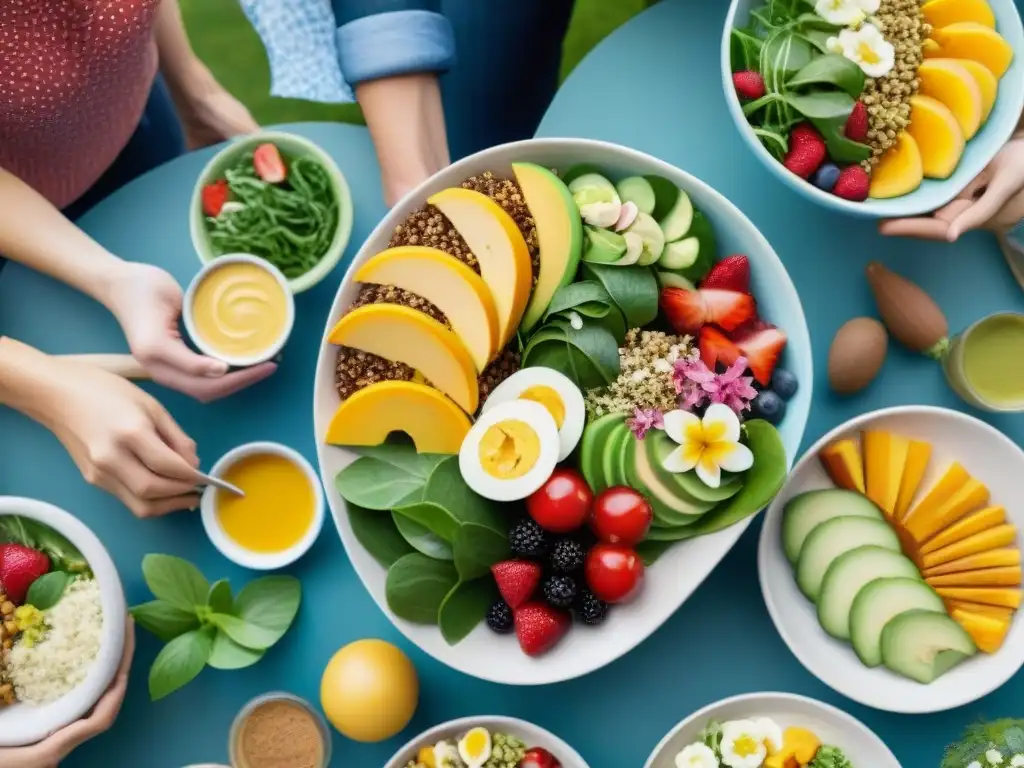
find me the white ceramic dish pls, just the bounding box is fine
[312,138,812,685]
[201,442,325,571]
[384,715,589,768]
[183,253,296,368]
[0,497,126,748]
[643,692,901,768]
[759,406,1024,713]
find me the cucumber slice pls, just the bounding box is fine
[568,173,619,207]
[795,516,901,601]
[562,164,605,187]
[616,176,656,215]
[583,226,627,264]
[782,489,884,566]
[658,188,694,242]
[675,210,717,282]
[626,212,665,266]
[613,232,644,266]
[645,175,680,221]
[660,237,700,271]
[656,271,696,290]
[849,577,945,667]
[817,546,921,640]
[881,609,977,683]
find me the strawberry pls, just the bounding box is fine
[660,288,755,335]
[0,544,50,605]
[521,747,562,768]
[733,325,788,386]
[253,143,287,183]
[700,255,751,293]
[699,326,742,371]
[514,602,571,656]
[845,101,869,142]
[732,71,765,100]
[201,180,229,217]
[783,123,826,179]
[491,560,541,609]
[833,165,870,202]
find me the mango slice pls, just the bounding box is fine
[927,565,1022,588]
[820,439,865,493]
[958,58,999,122]
[917,59,985,139]
[923,39,944,58]
[894,439,932,519]
[906,478,989,542]
[862,431,911,515]
[944,599,1015,619]
[924,547,1020,577]
[921,506,1006,554]
[922,0,996,29]
[904,462,970,534]
[931,23,1015,79]
[869,134,924,199]
[922,524,1018,569]
[950,608,1011,653]
[907,95,965,179]
[937,587,1023,609]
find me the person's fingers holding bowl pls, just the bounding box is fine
[878,198,975,240]
[151,361,278,403]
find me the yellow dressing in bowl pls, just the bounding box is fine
[191,261,289,360]
[216,453,315,553]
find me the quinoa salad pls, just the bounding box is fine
[0,516,100,707]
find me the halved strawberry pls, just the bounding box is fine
[201,180,229,217]
[0,544,50,605]
[700,255,751,293]
[699,326,742,371]
[491,560,541,609]
[702,289,756,331]
[733,325,788,386]
[660,287,706,335]
[253,143,287,183]
[514,602,571,656]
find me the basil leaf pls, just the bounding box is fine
[392,500,461,542]
[347,502,413,567]
[438,579,498,645]
[580,263,658,328]
[422,457,508,532]
[207,631,265,670]
[787,54,865,98]
[385,553,459,624]
[453,523,510,581]
[131,600,200,642]
[207,579,233,615]
[391,512,454,560]
[148,627,213,701]
[233,575,301,648]
[209,613,280,651]
[24,571,69,611]
[141,554,209,614]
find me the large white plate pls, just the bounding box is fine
[759,406,1024,713]
[313,138,812,684]
[643,691,901,768]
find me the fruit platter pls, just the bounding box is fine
[313,138,813,684]
[759,406,1024,713]
[724,0,1024,213]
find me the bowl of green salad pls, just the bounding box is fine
[190,130,354,294]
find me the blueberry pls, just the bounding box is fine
[771,369,799,400]
[751,390,786,425]
[812,163,841,192]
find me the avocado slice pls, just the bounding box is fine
[625,435,705,526]
[603,422,630,489]
[578,413,623,494]
[583,226,627,264]
[646,431,744,504]
[513,163,584,333]
[626,212,666,266]
[616,176,656,215]
[674,209,717,283]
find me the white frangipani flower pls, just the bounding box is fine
[661,404,754,489]
[826,22,895,78]
[814,0,866,26]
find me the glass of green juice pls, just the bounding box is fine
[943,312,1024,411]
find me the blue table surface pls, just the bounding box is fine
[2,1,1023,765]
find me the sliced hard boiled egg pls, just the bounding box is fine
[459,400,559,502]
[482,367,585,462]
[457,726,492,768]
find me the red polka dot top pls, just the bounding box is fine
[0,0,160,209]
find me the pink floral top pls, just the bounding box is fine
[0,0,160,208]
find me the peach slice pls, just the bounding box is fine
[958,58,999,122]
[917,59,984,139]
[922,39,944,58]
[931,23,1015,79]
[907,95,965,179]
[950,608,1011,653]
[869,133,924,199]
[922,0,996,29]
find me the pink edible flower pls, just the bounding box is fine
[672,354,718,411]
[708,356,759,415]
[627,407,664,440]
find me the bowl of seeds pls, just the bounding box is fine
[723,0,1024,216]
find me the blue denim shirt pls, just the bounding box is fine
[239,0,456,103]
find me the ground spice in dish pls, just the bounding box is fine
[237,699,324,768]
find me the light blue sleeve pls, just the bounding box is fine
[239,0,455,105]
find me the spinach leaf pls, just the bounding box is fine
[522,319,620,390]
[730,27,764,72]
[347,503,413,567]
[787,54,865,98]
[580,263,659,328]
[25,571,70,611]
[207,579,233,615]
[392,512,454,560]
[385,554,459,624]
[542,281,612,317]
[141,554,209,614]
[131,600,200,643]
[438,579,498,645]
[761,28,814,81]
[543,281,627,342]
[233,575,301,648]
[453,523,510,581]
[358,441,448,478]
[148,627,214,701]
[207,632,264,671]
[209,613,280,651]
[335,458,428,511]
[783,90,872,162]
[423,457,507,532]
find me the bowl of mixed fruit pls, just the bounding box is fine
[313,138,812,684]
[723,0,1023,216]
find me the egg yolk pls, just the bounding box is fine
[732,735,760,758]
[518,385,565,428]
[461,729,489,758]
[478,419,540,479]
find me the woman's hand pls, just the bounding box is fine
[174,66,260,149]
[105,262,276,402]
[880,136,1024,241]
[1,619,135,768]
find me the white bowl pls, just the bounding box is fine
[312,137,812,685]
[0,497,126,747]
[201,442,325,571]
[643,692,900,768]
[384,716,589,768]
[759,406,1024,713]
[183,253,296,368]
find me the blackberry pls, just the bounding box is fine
[575,589,609,626]
[509,518,549,559]
[542,575,577,609]
[486,599,514,633]
[549,538,585,573]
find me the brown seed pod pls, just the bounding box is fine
[829,317,889,395]
[866,261,949,359]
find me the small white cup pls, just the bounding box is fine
[183,253,296,368]
[201,442,324,570]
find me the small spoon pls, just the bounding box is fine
[196,471,245,498]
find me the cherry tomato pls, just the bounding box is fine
[521,747,561,768]
[526,468,594,533]
[585,543,645,604]
[590,486,652,545]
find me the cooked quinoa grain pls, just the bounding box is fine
[585,329,692,417]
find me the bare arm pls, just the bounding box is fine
[0,337,53,423]
[153,0,210,99]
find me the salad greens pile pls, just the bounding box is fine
[943,720,1024,768]
[206,152,338,279]
[731,0,871,163]
[0,515,90,609]
[130,554,301,700]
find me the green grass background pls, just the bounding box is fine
[180,0,650,126]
